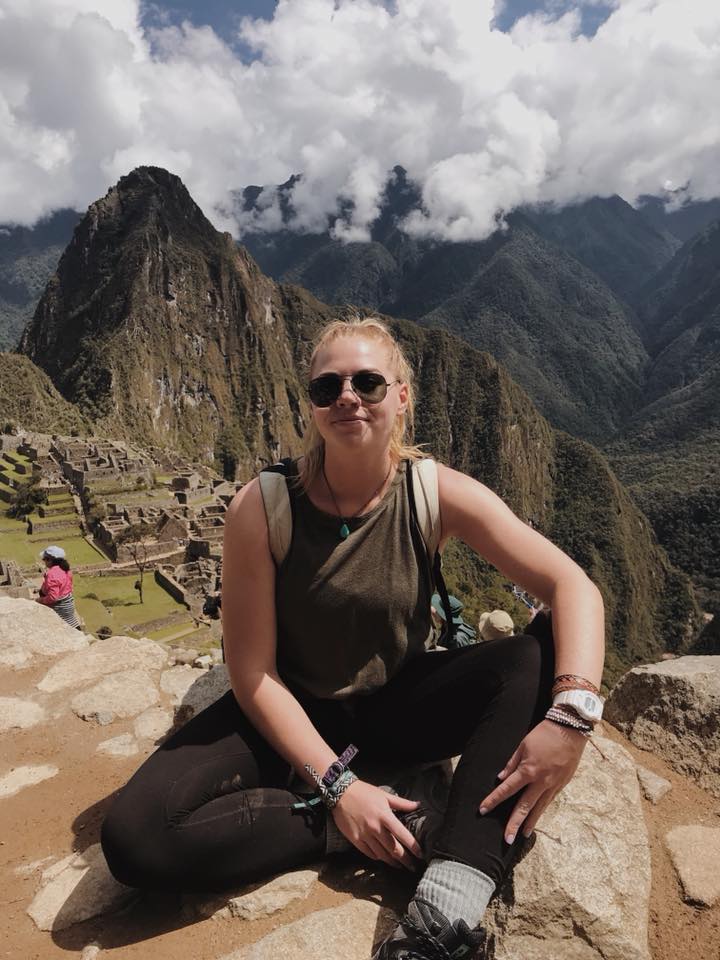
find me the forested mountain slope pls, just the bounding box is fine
[607,219,720,607]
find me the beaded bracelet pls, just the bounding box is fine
[545,706,593,736]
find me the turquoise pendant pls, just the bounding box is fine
[339,522,350,540]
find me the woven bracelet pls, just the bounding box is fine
[552,674,599,695]
[302,763,357,810]
[324,769,358,809]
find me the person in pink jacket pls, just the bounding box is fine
[36,545,82,629]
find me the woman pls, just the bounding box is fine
[101,319,605,959]
[36,545,82,630]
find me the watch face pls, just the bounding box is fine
[581,694,602,720]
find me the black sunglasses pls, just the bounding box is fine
[308,371,400,407]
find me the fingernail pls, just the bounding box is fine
[505,833,515,844]
[479,806,488,816]
[523,830,534,839]
[497,771,506,779]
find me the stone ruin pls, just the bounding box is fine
[0,558,31,598]
[53,438,153,493]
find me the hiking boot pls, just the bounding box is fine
[371,898,489,959]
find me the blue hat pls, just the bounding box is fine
[431,592,464,622]
[40,545,66,559]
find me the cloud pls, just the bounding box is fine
[0,0,719,241]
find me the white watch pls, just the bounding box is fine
[552,689,604,723]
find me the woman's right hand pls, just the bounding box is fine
[331,779,423,870]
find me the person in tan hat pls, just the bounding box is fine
[478,609,514,641]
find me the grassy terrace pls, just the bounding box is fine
[0,458,29,483]
[74,573,192,637]
[0,506,103,567]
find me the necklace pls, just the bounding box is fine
[322,460,394,540]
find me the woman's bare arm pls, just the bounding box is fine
[222,478,339,783]
[437,464,604,685]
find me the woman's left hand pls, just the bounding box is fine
[479,719,588,844]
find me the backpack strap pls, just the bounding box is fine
[411,458,442,558]
[406,459,455,646]
[258,460,294,567]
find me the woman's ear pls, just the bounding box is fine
[396,381,409,415]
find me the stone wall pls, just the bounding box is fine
[155,567,187,605]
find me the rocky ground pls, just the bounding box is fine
[1,597,719,960]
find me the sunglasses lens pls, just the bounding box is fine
[352,372,387,403]
[309,375,341,407]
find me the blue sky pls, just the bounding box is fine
[140,1,614,50]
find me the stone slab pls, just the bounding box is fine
[636,765,672,805]
[0,696,46,733]
[0,764,59,799]
[27,843,134,931]
[96,733,140,758]
[71,669,159,722]
[665,825,720,907]
[218,899,398,960]
[0,597,87,669]
[38,635,167,693]
[133,706,173,741]
[161,663,230,725]
[187,866,324,921]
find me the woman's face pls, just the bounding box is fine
[310,336,408,454]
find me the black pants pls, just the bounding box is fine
[101,625,554,893]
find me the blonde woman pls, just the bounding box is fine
[102,319,605,959]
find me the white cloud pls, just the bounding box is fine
[0,0,719,241]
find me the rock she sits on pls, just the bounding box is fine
[484,735,651,960]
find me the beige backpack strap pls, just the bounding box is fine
[258,471,292,567]
[412,458,441,558]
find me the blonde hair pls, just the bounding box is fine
[299,317,426,489]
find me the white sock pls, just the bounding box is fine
[413,857,495,930]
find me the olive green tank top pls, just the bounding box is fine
[275,460,433,700]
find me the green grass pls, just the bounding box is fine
[30,511,78,525]
[88,485,174,506]
[146,620,198,642]
[28,526,82,542]
[0,511,24,533]
[0,529,104,566]
[74,573,189,636]
[4,452,30,468]
[0,460,26,483]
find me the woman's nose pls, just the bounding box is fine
[336,376,360,403]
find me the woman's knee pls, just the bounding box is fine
[492,629,555,692]
[101,791,167,888]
